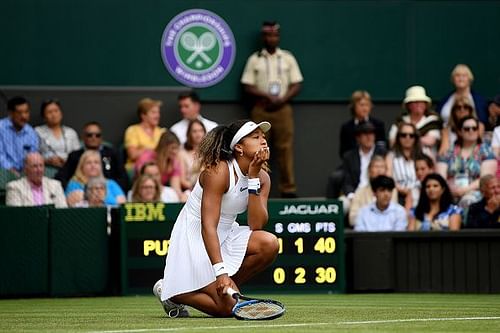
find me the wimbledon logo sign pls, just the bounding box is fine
[160,9,236,88]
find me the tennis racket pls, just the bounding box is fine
[226,287,285,320]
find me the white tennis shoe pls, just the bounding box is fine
[152,279,189,318]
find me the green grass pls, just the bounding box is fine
[1,294,500,333]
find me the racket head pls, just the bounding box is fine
[232,299,286,320]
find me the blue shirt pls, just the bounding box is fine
[0,117,40,171]
[65,179,125,205]
[355,202,408,232]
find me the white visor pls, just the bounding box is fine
[229,121,271,150]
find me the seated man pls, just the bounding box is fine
[55,121,129,191]
[170,91,217,145]
[6,152,67,208]
[466,174,500,228]
[355,175,407,231]
[0,96,39,175]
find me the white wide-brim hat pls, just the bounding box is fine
[403,85,432,104]
[230,121,271,150]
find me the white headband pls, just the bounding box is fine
[229,121,271,150]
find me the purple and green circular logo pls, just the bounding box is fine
[161,9,236,88]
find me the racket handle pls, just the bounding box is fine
[226,287,238,299]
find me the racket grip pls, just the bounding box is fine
[226,287,238,299]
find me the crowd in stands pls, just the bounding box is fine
[328,64,500,231]
[1,63,499,231]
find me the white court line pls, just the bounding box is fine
[338,316,500,325]
[88,322,330,333]
[88,316,500,333]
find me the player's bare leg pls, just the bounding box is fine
[171,282,236,317]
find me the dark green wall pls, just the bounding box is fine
[1,0,499,101]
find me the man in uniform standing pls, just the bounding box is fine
[241,21,303,197]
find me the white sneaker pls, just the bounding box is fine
[152,279,189,318]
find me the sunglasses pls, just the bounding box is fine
[85,132,102,138]
[398,132,416,139]
[462,126,478,132]
[453,104,472,111]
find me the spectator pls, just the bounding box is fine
[437,116,496,207]
[66,150,126,207]
[486,94,500,132]
[408,173,462,231]
[55,121,128,191]
[341,121,386,207]
[132,161,179,203]
[170,91,217,145]
[339,90,386,158]
[389,86,442,157]
[35,99,80,170]
[409,154,435,209]
[76,176,107,207]
[179,119,206,190]
[349,155,398,227]
[386,122,422,210]
[241,21,303,198]
[130,174,162,203]
[439,95,484,156]
[6,152,66,208]
[135,131,187,202]
[124,98,166,169]
[354,175,407,231]
[436,64,488,126]
[466,175,500,228]
[0,96,39,175]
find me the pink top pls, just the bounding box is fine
[31,183,44,205]
[135,150,181,185]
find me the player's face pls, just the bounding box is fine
[83,155,102,177]
[10,103,30,130]
[240,128,268,156]
[43,103,63,127]
[425,179,444,201]
[178,98,200,120]
[143,106,161,127]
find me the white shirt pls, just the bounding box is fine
[491,126,500,151]
[355,202,408,232]
[358,147,375,190]
[170,116,218,145]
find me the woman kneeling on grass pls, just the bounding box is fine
[153,119,279,318]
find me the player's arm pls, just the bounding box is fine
[247,148,270,230]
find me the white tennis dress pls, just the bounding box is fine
[161,159,252,300]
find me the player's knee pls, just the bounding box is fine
[260,232,279,258]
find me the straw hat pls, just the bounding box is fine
[403,85,432,105]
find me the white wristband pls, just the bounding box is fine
[213,262,229,277]
[248,178,260,191]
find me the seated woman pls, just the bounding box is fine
[124,98,165,169]
[75,176,107,207]
[179,119,206,190]
[408,173,462,231]
[66,150,126,206]
[438,95,485,156]
[135,131,187,202]
[129,161,179,203]
[35,99,80,170]
[386,122,422,210]
[349,155,398,227]
[409,154,435,209]
[437,116,496,207]
[130,174,162,203]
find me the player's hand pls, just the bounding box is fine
[215,275,236,297]
[248,147,270,178]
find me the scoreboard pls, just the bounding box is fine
[119,200,345,294]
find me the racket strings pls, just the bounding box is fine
[234,301,284,319]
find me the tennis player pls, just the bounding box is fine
[153,119,279,317]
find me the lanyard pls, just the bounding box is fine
[265,54,282,81]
